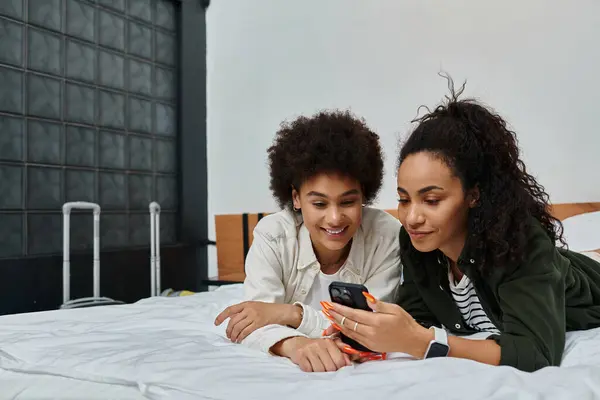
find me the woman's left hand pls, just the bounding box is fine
[321,295,431,358]
[215,301,302,343]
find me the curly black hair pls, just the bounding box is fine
[398,74,565,274]
[267,109,384,210]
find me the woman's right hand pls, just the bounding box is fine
[272,336,352,372]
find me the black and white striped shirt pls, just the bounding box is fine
[448,270,500,334]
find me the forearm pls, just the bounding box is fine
[271,336,305,357]
[410,329,501,365]
[281,304,303,329]
[270,337,291,356]
[447,336,501,365]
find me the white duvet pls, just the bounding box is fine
[1,284,599,400]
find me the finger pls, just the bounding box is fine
[214,303,245,325]
[306,351,326,373]
[337,341,376,359]
[323,298,402,319]
[326,308,374,339]
[319,344,340,372]
[325,340,348,370]
[365,354,385,361]
[335,342,363,356]
[331,320,373,351]
[322,303,378,326]
[230,317,253,343]
[334,338,364,363]
[362,291,377,304]
[225,311,248,339]
[297,357,313,373]
[343,353,352,366]
[322,311,343,332]
[333,338,348,352]
[357,354,384,363]
[322,324,339,337]
[236,322,258,343]
[365,297,404,316]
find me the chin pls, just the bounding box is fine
[324,241,351,251]
[410,240,438,254]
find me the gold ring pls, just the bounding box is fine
[353,322,358,331]
[341,316,346,326]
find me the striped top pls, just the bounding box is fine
[448,270,500,334]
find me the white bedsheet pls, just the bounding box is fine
[1,284,599,400]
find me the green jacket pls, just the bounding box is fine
[396,219,600,372]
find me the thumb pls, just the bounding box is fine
[323,324,337,337]
[363,292,399,315]
[343,352,352,366]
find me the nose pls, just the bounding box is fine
[405,204,425,227]
[326,206,342,226]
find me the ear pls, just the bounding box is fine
[467,185,480,208]
[291,186,301,210]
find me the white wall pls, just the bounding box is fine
[206,0,600,277]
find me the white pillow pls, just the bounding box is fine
[560,211,600,253]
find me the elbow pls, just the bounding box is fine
[500,353,553,373]
[493,334,562,373]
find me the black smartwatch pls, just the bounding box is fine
[424,326,450,358]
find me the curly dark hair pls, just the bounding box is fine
[267,109,384,210]
[398,74,565,274]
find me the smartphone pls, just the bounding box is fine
[328,281,373,352]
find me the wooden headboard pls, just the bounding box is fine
[214,202,600,282]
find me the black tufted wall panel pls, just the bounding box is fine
[0,0,178,259]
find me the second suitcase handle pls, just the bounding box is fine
[62,202,101,304]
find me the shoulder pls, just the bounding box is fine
[524,218,560,264]
[513,218,555,259]
[253,209,300,242]
[501,218,564,280]
[360,207,402,244]
[517,218,600,279]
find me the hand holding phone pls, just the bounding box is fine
[328,281,374,353]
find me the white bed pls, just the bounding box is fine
[1,282,599,400]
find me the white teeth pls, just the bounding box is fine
[325,228,344,234]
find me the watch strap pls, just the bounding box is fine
[433,326,448,346]
[424,326,450,359]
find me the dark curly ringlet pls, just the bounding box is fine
[398,73,566,275]
[267,109,384,210]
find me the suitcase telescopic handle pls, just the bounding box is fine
[149,202,161,296]
[62,202,101,304]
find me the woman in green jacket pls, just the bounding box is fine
[322,79,600,372]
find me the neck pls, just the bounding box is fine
[439,230,467,264]
[313,240,352,270]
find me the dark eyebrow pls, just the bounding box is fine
[397,186,444,195]
[306,189,360,198]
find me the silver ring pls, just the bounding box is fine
[340,316,346,326]
[353,322,358,331]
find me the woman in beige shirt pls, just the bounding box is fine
[214,110,402,372]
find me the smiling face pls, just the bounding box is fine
[396,151,478,261]
[292,172,363,263]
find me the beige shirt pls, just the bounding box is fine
[241,207,403,354]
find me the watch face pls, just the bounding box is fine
[426,342,449,358]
